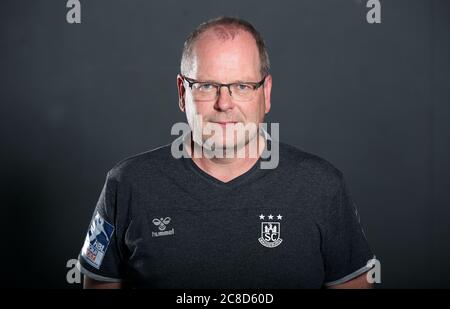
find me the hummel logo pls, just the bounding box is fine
[153,217,171,231]
[152,217,174,237]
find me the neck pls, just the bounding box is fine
[184,133,266,183]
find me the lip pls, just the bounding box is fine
[215,122,237,125]
[211,121,238,124]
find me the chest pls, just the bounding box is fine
[123,192,326,288]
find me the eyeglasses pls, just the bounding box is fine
[181,75,266,102]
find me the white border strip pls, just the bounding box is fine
[76,259,122,283]
[324,257,376,287]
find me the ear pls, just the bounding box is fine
[177,74,186,112]
[263,74,272,114]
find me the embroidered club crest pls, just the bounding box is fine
[258,214,283,248]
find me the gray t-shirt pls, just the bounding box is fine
[77,139,374,288]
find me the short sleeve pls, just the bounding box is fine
[77,171,126,282]
[322,173,375,287]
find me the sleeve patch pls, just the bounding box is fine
[81,212,115,269]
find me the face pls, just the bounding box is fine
[177,28,272,151]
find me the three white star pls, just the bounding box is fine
[259,214,283,220]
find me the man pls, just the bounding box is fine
[77,16,375,289]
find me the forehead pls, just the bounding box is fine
[190,27,261,81]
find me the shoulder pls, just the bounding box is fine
[106,143,173,183]
[278,142,345,195]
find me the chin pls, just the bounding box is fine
[201,136,241,151]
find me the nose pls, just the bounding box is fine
[215,86,234,111]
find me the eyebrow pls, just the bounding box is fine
[195,77,260,84]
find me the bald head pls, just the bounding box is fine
[191,29,261,83]
[180,17,270,78]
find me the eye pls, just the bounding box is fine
[236,84,251,91]
[197,83,215,91]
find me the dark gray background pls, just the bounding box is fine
[1,0,449,288]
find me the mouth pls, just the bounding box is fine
[210,121,239,125]
[212,122,239,129]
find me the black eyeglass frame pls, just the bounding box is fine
[181,75,267,97]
